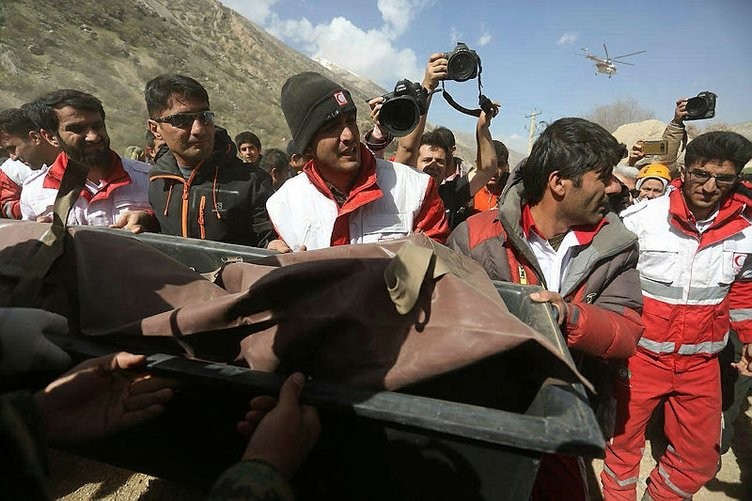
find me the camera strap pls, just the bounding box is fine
[440,60,493,117]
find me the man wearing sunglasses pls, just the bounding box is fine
[145,74,274,247]
[18,90,154,232]
[603,131,752,500]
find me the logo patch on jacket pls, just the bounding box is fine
[334,91,348,106]
[732,253,747,274]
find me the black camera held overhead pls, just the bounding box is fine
[684,91,717,121]
[446,42,481,82]
[379,79,429,137]
[440,42,494,118]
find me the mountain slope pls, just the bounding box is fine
[0,0,387,152]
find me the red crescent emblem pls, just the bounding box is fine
[734,254,746,268]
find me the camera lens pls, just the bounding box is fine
[380,97,420,137]
[448,52,478,82]
[685,96,707,117]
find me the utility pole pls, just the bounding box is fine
[525,110,542,154]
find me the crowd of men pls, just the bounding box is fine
[1,49,752,500]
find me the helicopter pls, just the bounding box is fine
[582,44,646,78]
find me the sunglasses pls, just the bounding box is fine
[154,111,215,128]
[687,168,737,187]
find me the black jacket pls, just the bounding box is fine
[149,129,275,247]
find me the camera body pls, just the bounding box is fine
[379,80,428,137]
[684,91,717,121]
[445,42,480,82]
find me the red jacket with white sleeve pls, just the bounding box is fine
[621,184,752,356]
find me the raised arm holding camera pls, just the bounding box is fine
[390,52,448,166]
[381,48,499,229]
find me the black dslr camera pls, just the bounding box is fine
[379,79,428,137]
[445,42,480,82]
[684,91,717,121]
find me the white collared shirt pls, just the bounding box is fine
[527,230,585,293]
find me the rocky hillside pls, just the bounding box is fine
[0,0,389,153]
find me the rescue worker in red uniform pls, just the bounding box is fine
[602,131,752,500]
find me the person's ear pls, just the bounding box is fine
[147,120,163,141]
[39,129,59,148]
[28,130,42,145]
[548,170,567,197]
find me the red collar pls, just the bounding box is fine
[43,151,132,203]
[668,181,750,246]
[521,203,608,245]
[302,143,383,215]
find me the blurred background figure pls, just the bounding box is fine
[634,163,671,201]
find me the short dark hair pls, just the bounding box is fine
[434,126,456,149]
[259,148,288,174]
[144,74,210,118]
[24,89,105,133]
[521,117,626,205]
[420,130,449,156]
[0,108,36,138]
[493,139,509,166]
[685,131,752,174]
[235,131,261,150]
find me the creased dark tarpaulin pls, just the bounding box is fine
[0,221,587,391]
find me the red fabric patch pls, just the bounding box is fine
[302,144,383,246]
[43,151,132,203]
[521,203,608,245]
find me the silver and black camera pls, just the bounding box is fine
[445,42,480,82]
[684,91,717,121]
[379,79,428,137]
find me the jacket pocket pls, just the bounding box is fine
[360,212,410,243]
[637,247,679,284]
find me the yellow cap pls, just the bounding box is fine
[636,163,671,182]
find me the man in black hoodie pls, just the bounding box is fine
[145,74,274,247]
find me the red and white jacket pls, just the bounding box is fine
[20,151,151,225]
[622,185,752,359]
[266,144,449,250]
[0,158,34,219]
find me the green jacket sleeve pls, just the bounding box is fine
[208,459,295,501]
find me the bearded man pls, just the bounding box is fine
[20,89,155,232]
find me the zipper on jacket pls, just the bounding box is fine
[198,195,206,240]
[518,265,528,285]
[180,166,202,238]
[181,182,191,237]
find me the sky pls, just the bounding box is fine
[220,0,752,153]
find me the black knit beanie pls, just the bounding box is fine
[281,72,357,153]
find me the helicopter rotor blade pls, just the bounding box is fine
[611,60,636,66]
[603,43,610,60]
[612,50,646,59]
